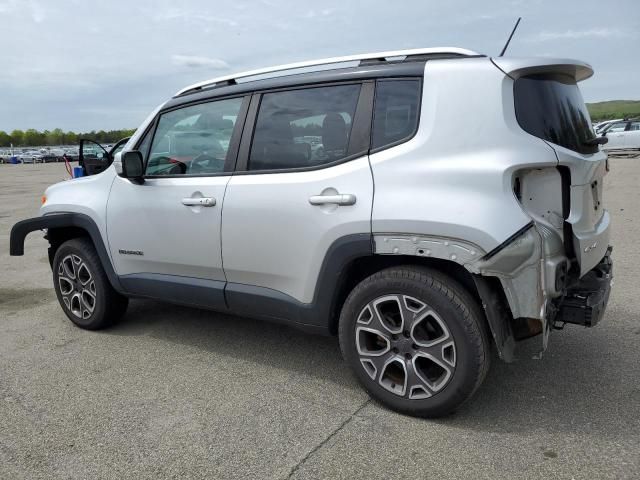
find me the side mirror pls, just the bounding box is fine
[120,151,144,184]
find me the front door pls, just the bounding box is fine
[106,96,248,284]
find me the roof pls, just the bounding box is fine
[163,61,428,112]
[174,47,481,97]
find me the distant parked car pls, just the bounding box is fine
[40,149,66,163]
[594,119,623,135]
[602,119,640,150]
[63,149,79,161]
[18,151,44,163]
[41,153,60,163]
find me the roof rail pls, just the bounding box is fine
[175,47,480,96]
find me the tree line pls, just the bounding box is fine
[0,128,136,148]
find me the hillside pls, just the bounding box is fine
[586,100,640,121]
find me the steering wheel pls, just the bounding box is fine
[149,156,186,175]
[188,154,225,173]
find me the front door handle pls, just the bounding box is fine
[308,194,356,206]
[182,197,216,207]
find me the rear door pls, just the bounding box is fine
[221,82,374,308]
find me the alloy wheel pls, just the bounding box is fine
[355,294,456,400]
[57,254,97,320]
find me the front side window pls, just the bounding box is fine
[371,80,421,151]
[514,74,597,154]
[248,84,361,171]
[145,97,243,176]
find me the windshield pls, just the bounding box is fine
[514,73,597,154]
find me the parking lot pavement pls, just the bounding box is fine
[1,160,639,480]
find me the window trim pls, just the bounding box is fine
[369,78,423,155]
[233,81,375,175]
[139,94,251,179]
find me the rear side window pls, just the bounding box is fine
[514,74,597,154]
[249,84,361,171]
[371,80,421,151]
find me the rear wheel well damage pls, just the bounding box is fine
[328,254,484,333]
[330,250,544,363]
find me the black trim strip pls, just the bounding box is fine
[12,215,373,334]
[119,273,227,311]
[348,80,375,156]
[235,93,261,172]
[482,221,535,261]
[10,213,123,292]
[170,63,426,102]
[224,233,372,330]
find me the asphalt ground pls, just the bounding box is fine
[1,159,639,479]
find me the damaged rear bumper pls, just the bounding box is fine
[469,223,613,362]
[554,247,613,328]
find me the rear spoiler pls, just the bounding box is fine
[491,57,594,82]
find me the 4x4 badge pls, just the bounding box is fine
[584,241,598,253]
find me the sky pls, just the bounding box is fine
[1,0,638,132]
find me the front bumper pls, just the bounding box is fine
[554,247,613,328]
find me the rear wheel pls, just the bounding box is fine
[339,266,490,417]
[52,238,128,330]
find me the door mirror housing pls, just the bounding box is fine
[120,151,145,184]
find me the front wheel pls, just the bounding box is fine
[339,266,490,417]
[52,238,128,330]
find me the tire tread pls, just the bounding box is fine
[338,265,490,417]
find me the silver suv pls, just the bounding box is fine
[10,48,613,417]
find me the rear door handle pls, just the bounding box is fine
[308,194,356,206]
[182,197,216,207]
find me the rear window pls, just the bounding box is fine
[514,73,597,154]
[371,80,421,151]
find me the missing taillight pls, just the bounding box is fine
[513,176,522,202]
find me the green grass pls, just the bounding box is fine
[586,100,640,121]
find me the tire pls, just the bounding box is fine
[339,266,490,418]
[52,238,128,330]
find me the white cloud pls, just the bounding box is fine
[153,8,238,27]
[0,0,45,21]
[1,0,638,131]
[29,0,45,23]
[303,7,336,18]
[527,28,631,42]
[171,55,230,69]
